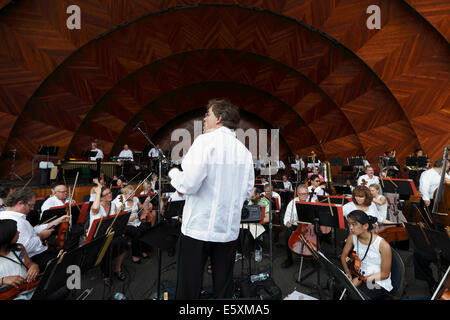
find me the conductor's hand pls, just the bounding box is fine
[286,222,292,228]
[424,200,431,207]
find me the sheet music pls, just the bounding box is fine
[240,223,265,239]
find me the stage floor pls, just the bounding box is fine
[72,227,433,301]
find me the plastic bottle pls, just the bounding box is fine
[250,272,269,283]
[113,292,127,300]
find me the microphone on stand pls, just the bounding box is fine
[133,121,143,132]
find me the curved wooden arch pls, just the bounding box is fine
[0,1,447,177]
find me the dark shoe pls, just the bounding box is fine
[281,259,293,268]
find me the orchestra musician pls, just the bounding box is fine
[113,185,152,263]
[89,142,104,161]
[419,159,450,208]
[369,184,388,221]
[118,144,133,161]
[408,148,428,187]
[0,188,69,271]
[357,166,380,187]
[343,186,394,226]
[0,219,40,300]
[0,185,15,212]
[307,151,320,171]
[340,210,393,300]
[307,174,327,202]
[40,183,74,219]
[282,185,309,268]
[168,99,254,299]
[89,181,129,284]
[291,154,305,172]
[281,175,293,192]
[307,166,324,181]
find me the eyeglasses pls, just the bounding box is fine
[55,190,68,193]
[314,180,320,183]
[298,192,309,195]
[25,202,35,209]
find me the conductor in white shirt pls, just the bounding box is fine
[169,99,254,299]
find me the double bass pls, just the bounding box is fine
[431,146,450,230]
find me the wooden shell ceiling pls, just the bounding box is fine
[0,0,448,178]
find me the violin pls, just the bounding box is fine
[345,251,368,282]
[361,179,368,186]
[0,278,40,300]
[141,197,153,222]
[55,202,70,250]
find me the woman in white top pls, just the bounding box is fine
[343,186,394,226]
[90,181,129,284]
[369,184,388,221]
[0,219,39,300]
[114,185,152,263]
[341,210,393,300]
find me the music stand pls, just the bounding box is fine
[293,202,345,299]
[39,204,81,226]
[164,200,185,219]
[380,178,419,221]
[31,233,113,300]
[333,186,352,195]
[316,251,365,300]
[317,195,351,205]
[404,223,450,281]
[85,211,131,243]
[330,158,344,167]
[82,150,98,160]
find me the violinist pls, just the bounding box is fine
[340,210,393,300]
[89,182,129,284]
[357,166,380,187]
[343,186,395,226]
[282,185,309,268]
[113,185,151,263]
[40,183,73,219]
[0,219,39,300]
[369,184,388,221]
[0,188,68,271]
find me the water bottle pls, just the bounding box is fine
[113,292,127,300]
[250,272,269,283]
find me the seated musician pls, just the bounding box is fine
[291,154,305,172]
[357,166,380,187]
[148,144,162,159]
[263,184,281,214]
[307,174,327,202]
[282,185,309,268]
[0,188,68,271]
[0,185,15,212]
[89,182,129,284]
[0,219,39,300]
[281,175,293,192]
[113,185,152,263]
[369,184,388,221]
[307,166,324,181]
[40,183,73,219]
[340,210,393,300]
[345,179,355,193]
[343,186,394,226]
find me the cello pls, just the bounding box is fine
[288,187,318,256]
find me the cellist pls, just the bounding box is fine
[282,185,309,268]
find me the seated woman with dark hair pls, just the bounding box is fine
[0,219,39,300]
[340,210,393,300]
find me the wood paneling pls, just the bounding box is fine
[0,1,447,179]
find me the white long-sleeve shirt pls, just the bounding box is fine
[169,126,254,242]
[291,159,305,171]
[89,148,103,161]
[40,196,64,219]
[357,174,380,187]
[307,186,327,202]
[284,197,301,226]
[0,211,48,257]
[118,149,134,161]
[419,168,450,201]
